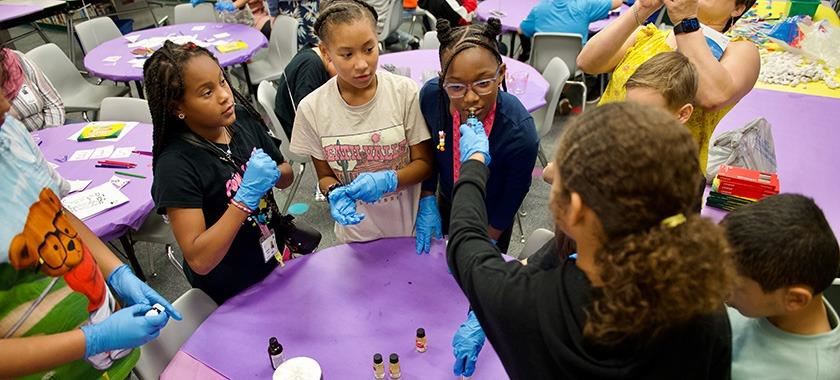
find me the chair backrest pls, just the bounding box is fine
[25,43,91,99]
[75,17,123,54]
[174,3,217,24]
[529,32,583,75]
[520,228,556,259]
[255,80,309,164]
[268,15,299,69]
[420,31,439,49]
[422,6,437,27]
[135,288,218,380]
[378,0,405,41]
[99,97,153,123]
[826,278,840,310]
[530,57,570,139]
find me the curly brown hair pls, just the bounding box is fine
[552,102,735,346]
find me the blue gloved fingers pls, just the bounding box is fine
[416,231,429,255]
[453,354,467,376]
[329,188,364,225]
[234,151,280,209]
[146,292,183,321]
[107,265,183,321]
[144,309,170,328]
[464,354,478,376]
[458,124,491,165]
[190,0,202,6]
[345,170,398,203]
[82,303,164,358]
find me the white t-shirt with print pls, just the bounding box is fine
[290,70,431,243]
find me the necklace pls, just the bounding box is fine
[221,127,232,158]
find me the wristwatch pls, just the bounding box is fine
[673,17,701,35]
[323,182,342,199]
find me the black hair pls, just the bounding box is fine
[313,0,378,43]
[724,0,757,32]
[436,18,503,79]
[723,193,840,294]
[142,40,266,170]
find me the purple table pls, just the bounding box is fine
[36,122,154,279]
[0,4,44,23]
[379,50,549,112]
[83,22,268,82]
[700,89,840,235]
[475,0,627,34]
[166,238,509,379]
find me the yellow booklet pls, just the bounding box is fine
[77,122,126,141]
[217,41,248,54]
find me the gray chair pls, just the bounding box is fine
[378,0,405,47]
[256,80,309,214]
[26,43,129,121]
[531,57,570,167]
[420,31,439,50]
[519,228,556,260]
[134,288,219,380]
[245,15,298,86]
[529,33,588,113]
[174,3,217,24]
[826,278,840,310]
[99,97,153,123]
[111,0,169,29]
[75,17,123,55]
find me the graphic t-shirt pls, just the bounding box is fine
[152,107,285,304]
[0,116,138,380]
[290,70,431,243]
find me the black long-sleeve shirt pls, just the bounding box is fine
[447,159,732,379]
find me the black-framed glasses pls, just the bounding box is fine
[442,66,502,99]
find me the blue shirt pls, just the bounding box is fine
[420,78,538,230]
[519,0,613,43]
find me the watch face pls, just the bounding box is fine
[686,18,700,29]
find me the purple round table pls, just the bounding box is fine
[166,238,509,379]
[700,89,840,235]
[475,0,628,34]
[379,50,549,112]
[83,22,268,82]
[0,4,44,24]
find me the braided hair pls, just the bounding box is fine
[436,18,503,81]
[313,0,378,43]
[143,40,267,170]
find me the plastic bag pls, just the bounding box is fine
[799,21,840,69]
[706,117,777,182]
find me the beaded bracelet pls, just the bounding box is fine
[229,199,254,215]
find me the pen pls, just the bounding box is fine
[132,150,153,156]
[115,171,146,179]
[98,160,137,167]
[97,164,132,168]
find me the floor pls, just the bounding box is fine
[7,9,570,304]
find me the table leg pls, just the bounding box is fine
[65,10,75,66]
[119,235,147,281]
[508,33,517,58]
[134,80,145,99]
[241,64,254,98]
[32,23,51,44]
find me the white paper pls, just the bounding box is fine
[47,162,59,169]
[67,122,139,142]
[125,34,140,43]
[191,25,206,31]
[68,149,94,161]
[109,175,130,189]
[68,180,92,193]
[213,32,230,39]
[110,146,135,159]
[102,56,121,63]
[90,145,115,160]
[61,183,130,220]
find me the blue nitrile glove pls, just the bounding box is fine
[415,195,442,254]
[107,264,183,320]
[190,0,203,6]
[344,170,398,203]
[328,186,365,225]
[233,149,280,210]
[214,0,236,12]
[81,304,169,358]
[459,119,490,165]
[452,310,486,377]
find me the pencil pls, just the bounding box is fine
[115,171,146,179]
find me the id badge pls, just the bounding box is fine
[258,223,281,264]
[18,84,39,106]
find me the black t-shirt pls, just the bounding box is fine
[274,48,330,138]
[152,107,286,304]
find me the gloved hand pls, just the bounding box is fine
[329,186,365,225]
[213,0,236,12]
[415,195,442,254]
[107,264,183,320]
[344,170,398,203]
[459,118,491,165]
[234,149,280,210]
[190,0,203,6]
[452,310,486,377]
[81,304,169,358]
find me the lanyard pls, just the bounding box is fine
[450,102,496,182]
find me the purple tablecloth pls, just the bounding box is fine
[0,3,44,23]
[177,238,509,379]
[700,89,840,234]
[379,50,549,112]
[475,0,626,34]
[83,23,268,82]
[35,122,154,242]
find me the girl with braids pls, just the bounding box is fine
[416,18,538,255]
[447,102,735,378]
[289,0,433,243]
[146,41,294,304]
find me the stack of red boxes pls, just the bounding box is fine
[706,165,780,211]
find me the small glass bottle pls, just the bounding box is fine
[388,353,401,379]
[415,328,427,353]
[372,353,385,379]
[268,337,285,370]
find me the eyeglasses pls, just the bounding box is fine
[442,66,502,99]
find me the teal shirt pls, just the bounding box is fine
[728,301,840,380]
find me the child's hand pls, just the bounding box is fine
[107,264,183,320]
[452,311,485,377]
[214,0,236,12]
[81,304,169,358]
[344,170,398,203]
[664,0,698,23]
[190,0,203,7]
[329,186,365,225]
[234,149,279,210]
[415,195,443,254]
